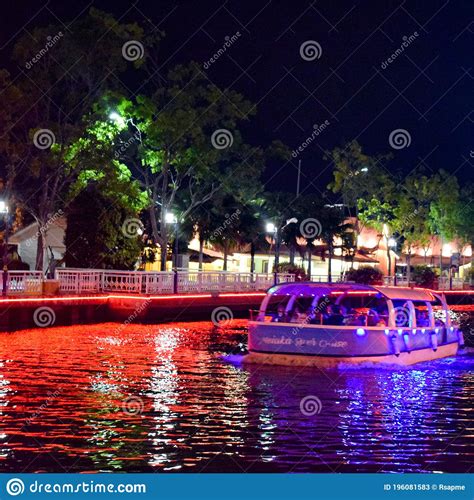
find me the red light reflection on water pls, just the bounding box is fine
[0,316,472,473]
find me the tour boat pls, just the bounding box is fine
[245,283,464,367]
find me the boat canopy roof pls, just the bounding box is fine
[267,282,438,302]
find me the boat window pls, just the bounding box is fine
[264,295,291,322]
[338,295,389,327]
[412,301,431,327]
[391,299,412,327]
[431,296,448,327]
[288,296,316,323]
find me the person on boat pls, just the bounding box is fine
[291,306,307,323]
[272,305,288,322]
[416,310,430,327]
[323,304,345,326]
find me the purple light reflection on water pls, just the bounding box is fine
[0,318,472,473]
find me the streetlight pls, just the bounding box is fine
[108,111,126,127]
[266,217,298,284]
[165,212,179,268]
[0,200,9,297]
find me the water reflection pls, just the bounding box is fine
[0,318,472,473]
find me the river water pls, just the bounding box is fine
[0,311,472,473]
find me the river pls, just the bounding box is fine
[0,310,472,473]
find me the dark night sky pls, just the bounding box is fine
[1,0,473,201]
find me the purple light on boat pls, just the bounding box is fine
[412,329,417,334]
[435,328,439,334]
[356,328,366,336]
[384,328,390,335]
[422,328,426,333]
[398,329,403,335]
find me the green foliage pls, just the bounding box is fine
[65,184,142,269]
[412,265,437,288]
[325,140,394,211]
[275,263,308,281]
[345,266,384,284]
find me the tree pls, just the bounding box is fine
[427,171,461,275]
[357,197,396,277]
[326,140,393,267]
[65,183,143,269]
[318,205,353,282]
[95,63,269,270]
[0,8,156,270]
[392,171,433,282]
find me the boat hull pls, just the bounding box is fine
[244,342,459,367]
[245,321,460,367]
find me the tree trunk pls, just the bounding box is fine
[386,237,392,278]
[35,232,44,271]
[307,245,312,279]
[250,241,255,274]
[406,252,411,284]
[289,245,295,265]
[198,234,204,271]
[327,243,332,283]
[223,245,228,271]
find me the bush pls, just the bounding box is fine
[275,263,308,281]
[345,266,383,284]
[413,265,437,288]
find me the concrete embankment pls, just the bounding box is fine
[0,293,265,332]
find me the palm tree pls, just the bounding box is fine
[318,205,353,282]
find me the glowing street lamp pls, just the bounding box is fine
[265,222,276,234]
[266,218,298,284]
[108,111,126,127]
[165,212,178,224]
[165,212,179,272]
[0,200,10,296]
[388,237,397,248]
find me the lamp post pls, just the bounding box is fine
[266,218,298,285]
[165,212,179,292]
[0,201,10,297]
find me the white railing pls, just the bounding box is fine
[53,269,296,295]
[1,271,43,295]
[0,269,468,296]
[384,276,466,290]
